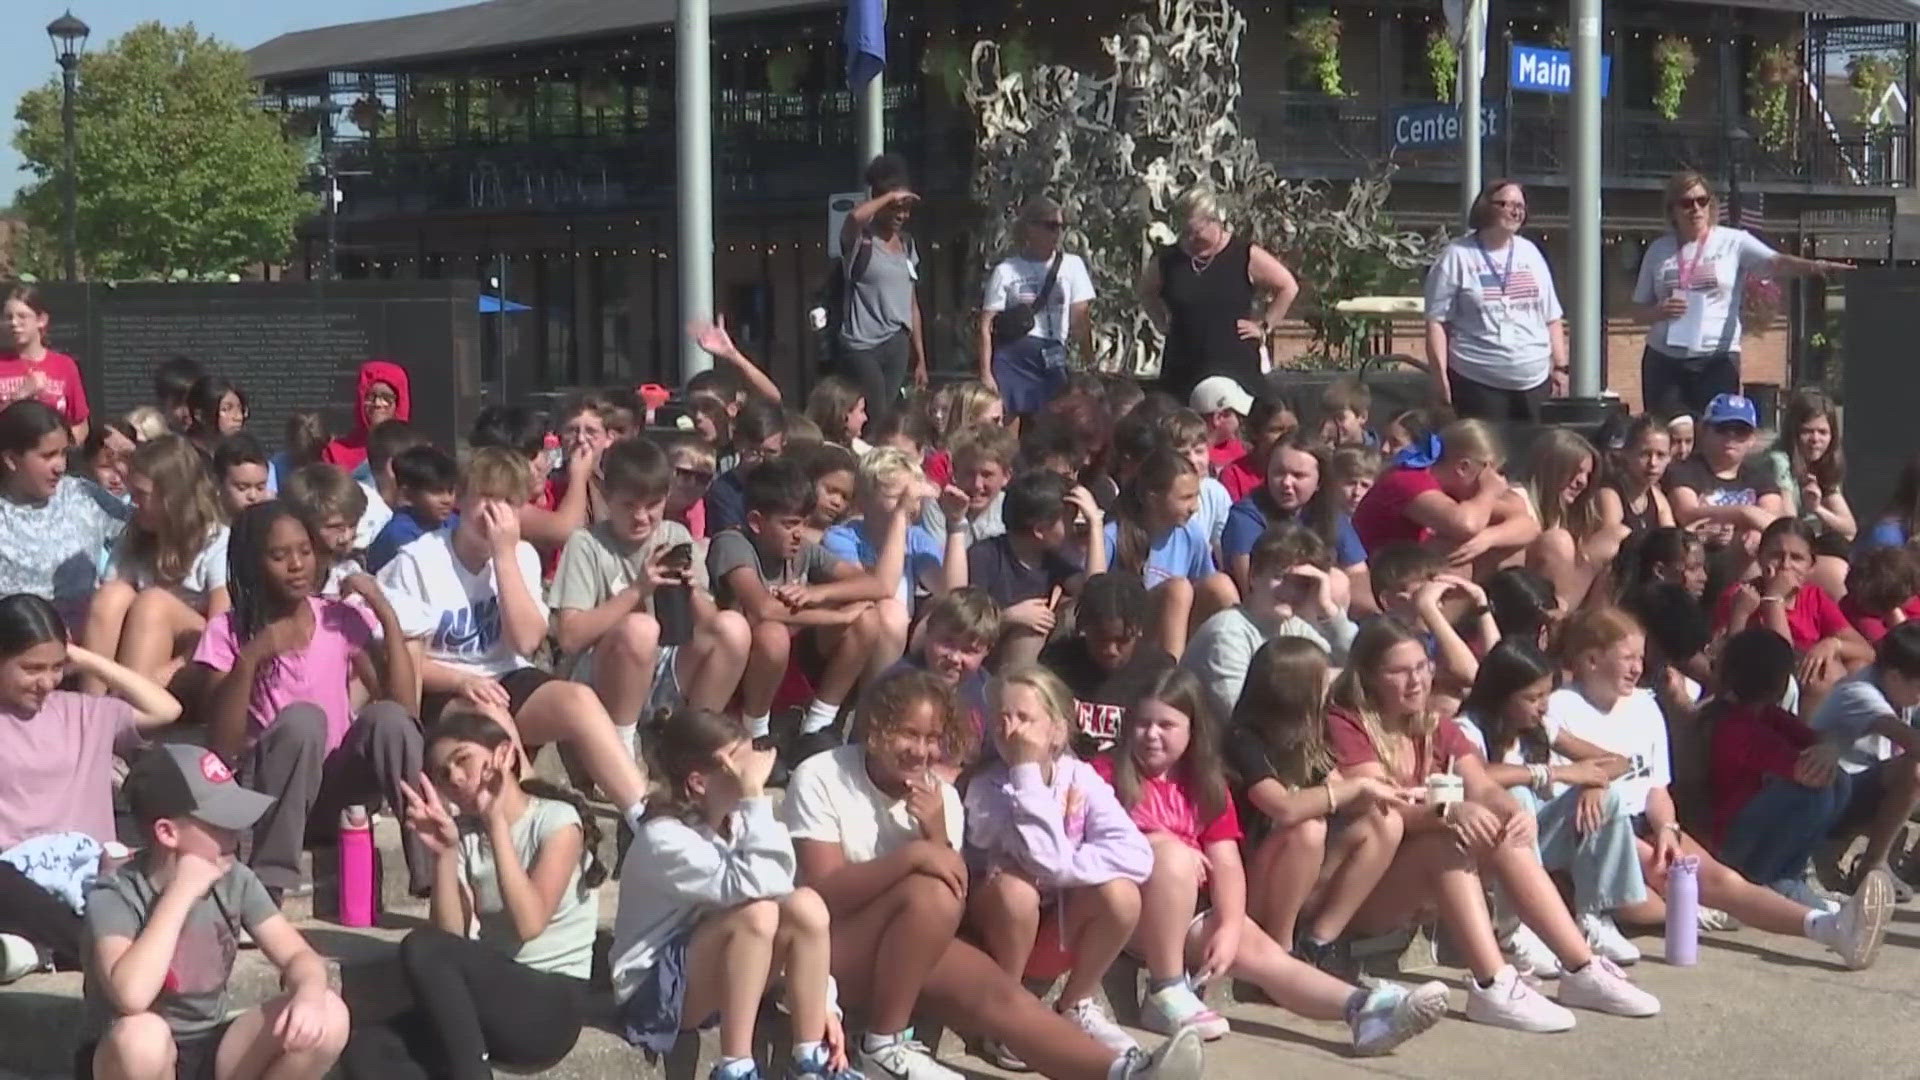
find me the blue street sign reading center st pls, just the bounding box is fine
[1391,102,1503,150]
[1510,43,1611,96]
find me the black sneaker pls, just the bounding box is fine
[790,727,844,769]
[1292,932,1354,976]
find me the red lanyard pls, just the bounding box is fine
[1675,232,1708,291]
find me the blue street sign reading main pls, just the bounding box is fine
[1510,43,1610,97]
[1391,102,1504,150]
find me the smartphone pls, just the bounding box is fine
[662,542,694,573]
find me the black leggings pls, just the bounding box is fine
[341,926,587,1080]
[0,860,83,970]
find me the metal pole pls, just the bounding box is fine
[1459,0,1483,227]
[321,97,337,283]
[858,0,887,173]
[1569,0,1603,398]
[496,252,508,385]
[677,0,715,379]
[59,57,78,281]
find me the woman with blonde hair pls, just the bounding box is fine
[1525,428,1630,609]
[1138,184,1300,402]
[1632,171,1850,417]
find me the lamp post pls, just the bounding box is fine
[46,10,89,282]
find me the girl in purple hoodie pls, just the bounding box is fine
[964,664,1153,1071]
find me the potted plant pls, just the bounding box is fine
[1426,29,1458,102]
[1750,42,1799,151]
[348,94,386,134]
[1652,35,1697,120]
[1847,52,1899,128]
[1291,13,1346,96]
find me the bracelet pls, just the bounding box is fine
[1324,783,1338,816]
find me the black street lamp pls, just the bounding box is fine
[46,10,89,282]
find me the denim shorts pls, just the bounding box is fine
[617,928,715,1055]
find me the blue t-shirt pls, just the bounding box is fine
[368,508,458,573]
[822,519,946,613]
[1220,496,1367,568]
[703,468,749,535]
[1103,519,1215,588]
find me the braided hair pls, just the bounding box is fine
[225,500,316,647]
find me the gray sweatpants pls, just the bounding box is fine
[243,700,431,895]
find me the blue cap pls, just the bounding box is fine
[1703,393,1758,429]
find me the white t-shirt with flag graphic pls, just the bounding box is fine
[1424,233,1564,391]
[1632,226,1776,359]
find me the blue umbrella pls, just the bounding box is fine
[479,294,530,314]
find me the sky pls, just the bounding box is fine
[2,0,469,202]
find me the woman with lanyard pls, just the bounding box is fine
[835,152,929,426]
[978,196,1096,420]
[1423,179,1568,423]
[1633,171,1848,418]
[1139,184,1300,401]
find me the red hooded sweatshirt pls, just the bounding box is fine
[323,360,412,472]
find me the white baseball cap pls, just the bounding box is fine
[1190,376,1255,417]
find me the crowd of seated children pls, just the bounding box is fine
[705,399,788,534]
[824,446,964,619]
[1041,573,1174,757]
[1220,433,1366,612]
[970,470,1104,669]
[1598,414,1677,536]
[1351,419,1538,575]
[795,442,860,545]
[892,586,997,768]
[368,443,459,573]
[1524,428,1629,610]
[1315,376,1376,449]
[322,360,409,474]
[1768,388,1855,597]
[1663,393,1782,593]
[1839,544,1920,644]
[182,375,248,458]
[1106,449,1236,659]
[0,400,128,627]
[280,463,372,595]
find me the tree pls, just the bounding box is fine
[963,0,1437,373]
[10,22,314,280]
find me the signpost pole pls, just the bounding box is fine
[1570,0,1603,397]
[1459,0,1483,226]
[676,0,715,380]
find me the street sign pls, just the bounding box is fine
[1391,101,1504,150]
[1510,44,1610,97]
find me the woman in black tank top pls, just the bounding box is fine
[1141,185,1300,401]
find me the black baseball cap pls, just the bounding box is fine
[124,744,276,831]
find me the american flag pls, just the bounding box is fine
[1482,267,1542,302]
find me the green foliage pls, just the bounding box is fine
[1847,52,1899,128]
[1291,15,1346,97]
[9,22,313,280]
[1426,31,1458,103]
[1750,42,1800,153]
[1651,36,1697,121]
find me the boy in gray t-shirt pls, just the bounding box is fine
[80,744,347,1080]
[705,457,900,761]
[1806,623,1920,889]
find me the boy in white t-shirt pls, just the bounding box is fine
[378,447,649,827]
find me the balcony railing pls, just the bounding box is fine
[1241,90,1909,189]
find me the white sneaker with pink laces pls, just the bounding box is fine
[1465,964,1576,1033]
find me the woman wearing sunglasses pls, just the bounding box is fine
[978,196,1096,420]
[1423,179,1568,423]
[1633,172,1849,418]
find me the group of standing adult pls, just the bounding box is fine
[828,157,1849,425]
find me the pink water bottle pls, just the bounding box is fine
[338,805,376,928]
[1664,855,1700,966]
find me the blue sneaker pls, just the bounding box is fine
[711,1061,763,1080]
[788,1041,868,1079]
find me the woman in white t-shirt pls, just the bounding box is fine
[1456,639,1648,966]
[341,708,604,1079]
[1547,605,1890,970]
[978,197,1096,417]
[81,435,230,687]
[781,667,1203,1080]
[1423,180,1567,423]
[1632,171,1850,418]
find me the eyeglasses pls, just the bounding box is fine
[365,392,397,406]
[675,465,714,484]
[1673,194,1712,209]
[1490,199,1527,211]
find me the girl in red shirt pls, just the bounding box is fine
[0,285,90,443]
[1326,618,1658,1029]
[1100,667,1450,1056]
[1349,419,1536,569]
[1716,519,1870,696]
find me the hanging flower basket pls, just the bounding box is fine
[409,89,449,130]
[1847,53,1898,128]
[348,95,386,134]
[1750,43,1800,151]
[1652,36,1698,121]
[1426,30,1458,103]
[1291,14,1346,97]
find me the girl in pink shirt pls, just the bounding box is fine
[1099,667,1449,1056]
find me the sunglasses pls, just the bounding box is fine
[675,465,715,484]
[1673,195,1712,209]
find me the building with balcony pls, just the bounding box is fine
[250,0,1917,404]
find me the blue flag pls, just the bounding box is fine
[845,0,885,87]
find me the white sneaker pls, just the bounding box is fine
[1817,864,1893,971]
[1697,905,1741,932]
[1559,956,1660,1017]
[1350,980,1449,1056]
[1120,1026,1203,1079]
[855,1034,964,1080]
[1770,876,1840,914]
[1501,922,1563,979]
[1139,981,1230,1041]
[1465,964,1576,1033]
[1059,997,1138,1057]
[0,933,41,983]
[1576,912,1642,965]
[976,1039,1028,1072]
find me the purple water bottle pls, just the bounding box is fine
[1664,855,1700,966]
[338,805,376,928]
